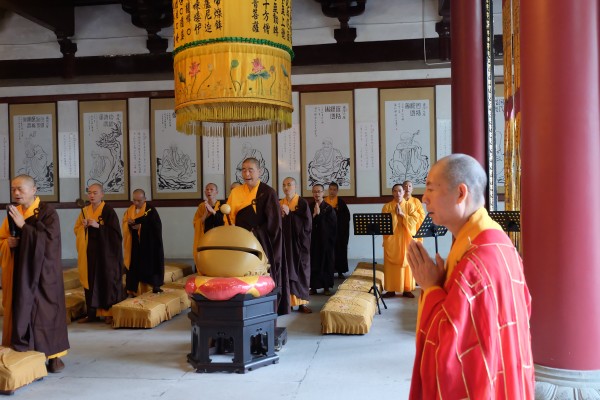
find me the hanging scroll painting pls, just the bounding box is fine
[300,91,355,197]
[9,103,58,201]
[379,87,435,195]
[79,100,128,200]
[150,98,201,200]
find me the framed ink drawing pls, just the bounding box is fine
[9,103,59,201]
[79,100,128,200]
[379,87,435,195]
[150,98,202,200]
[225,121,277,190]
[300,91,355,197]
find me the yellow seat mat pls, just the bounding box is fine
[64,287,86,324]
[164,261,194,277]
[0,347,47,393]
[62,268,81,290]
[138,291,182,319]
[163,265,185,283]
[159,287,191,309]
[350,267,385,288]
[354,261,385,273]
[338,276,382,293]
[111,298,167,329]
[320,290,377,335]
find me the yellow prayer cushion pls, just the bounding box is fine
[164,261,194,277]
[355,261,385,273]
[111,298,167,329]
[159,286,191,309]
[64,287,86,324]
[0,347,47,394]
[338,276,382,293]
[172,273,199,285]
[320,290,377,335]
[350,267,385,288]
[62,268,81,290]
[163,265,185,283]
[138,291,182,319]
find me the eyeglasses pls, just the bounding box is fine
[312,190,323,194]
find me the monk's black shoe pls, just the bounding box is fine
[47,358,65,373]
[152,287,164,293]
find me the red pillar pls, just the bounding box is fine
[521,1,600,371]
[450,0,485,165]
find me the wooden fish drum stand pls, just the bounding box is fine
[187,289,280,373]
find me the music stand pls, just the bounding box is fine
[353,213,393,314]
[488,211,521,232]
[413,214,448,254]
[489,210,521,252]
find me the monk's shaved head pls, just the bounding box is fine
[12,174,36,188]
[133,188,146,198]
[436,154,486,207]
[88,183,104,194]
[243,157,261,169]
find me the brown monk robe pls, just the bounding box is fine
[309,184,337,295]
[225,158,289,315]
[123,189,165,295]
[74,184,124,323]
[324,182,350,278]
[0,175,69,373]
[280,177,313,313]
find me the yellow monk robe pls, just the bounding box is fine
[0,197,40,346]
[0,197,68,359]
[224,184,259,226]
[122,202,146,270]
[406,196,426,239]
[381,199,418,292]
[122,203,148,294]
[192,200,220,262]
[280,195,308,307]
[74,201,111,317]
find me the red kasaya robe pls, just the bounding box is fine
[410,208,534,400]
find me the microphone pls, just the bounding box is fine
[6,204,17,237]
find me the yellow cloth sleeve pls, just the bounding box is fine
[74,202,105,289]
[225,184,259,226]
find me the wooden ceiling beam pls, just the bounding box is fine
[0,0,75,37]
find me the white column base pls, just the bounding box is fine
[535,364,600,399]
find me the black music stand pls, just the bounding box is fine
[488,211,521,232]
[413,214,448,254]
[353,213,393,314]
[489,210,521,252]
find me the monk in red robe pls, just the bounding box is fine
[407,154,534,399]
[0,175,69,373]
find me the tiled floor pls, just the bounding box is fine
[3,261,418,400]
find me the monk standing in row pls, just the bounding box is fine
[122,189,164,295]
[324,182,350,279]
[280,177,312,313]
[381,184,419,298]
[74,183,124,324]
[0,175,69,373]
[192,183,224,267]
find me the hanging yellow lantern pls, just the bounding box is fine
[172,0,293,136]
